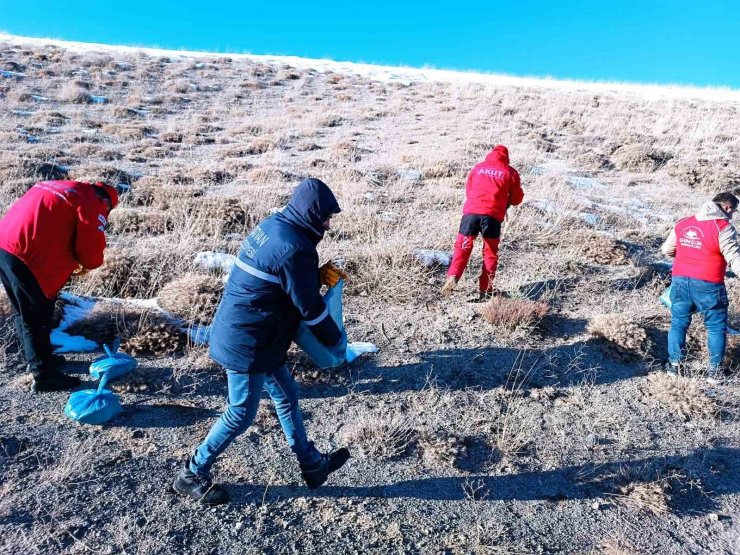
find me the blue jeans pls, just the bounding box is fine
[190,365,321,476]
[668,276,728,369]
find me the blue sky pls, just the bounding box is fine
[2,1,739,87]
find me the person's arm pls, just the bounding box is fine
[718,224,740,275]
[660,228,677,258]
[74,203,107,269]
[279,248,343,348]
[508,171,524,207]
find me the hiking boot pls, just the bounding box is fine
[441,276,458,297]
[300,448,351,490]
[172,461,229,506]
[31,371,82,393]
[665,361,680,377]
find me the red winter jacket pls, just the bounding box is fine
[462,145,523,222]
[0,181,113,299]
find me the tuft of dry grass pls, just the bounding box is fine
[157,273,223,325]
[418,430,467,468]
[588,314,650,360]
[611,145,672,173]
[643,373,718,421]
[74,249,155,298]
[612,479,670,515]
[480,297,550,331]
[342,408,418,459]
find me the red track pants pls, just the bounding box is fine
[447,214,502,293]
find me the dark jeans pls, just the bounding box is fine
[0,249,55,376]
[190,366,321,476]
[668,276,728,369]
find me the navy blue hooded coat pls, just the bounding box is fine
[209,178,344,374]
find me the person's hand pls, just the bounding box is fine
[319,262,348,287]
[73,265,90,276]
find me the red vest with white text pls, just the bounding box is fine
[672,216,729,284]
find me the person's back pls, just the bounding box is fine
[209,178,344,374]
[442,145,524,300]
[661,193,740,382]
[0,179,118,392]
[0,180,110,298]
[463,145,523,221]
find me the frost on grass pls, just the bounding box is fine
[588,314,650,360]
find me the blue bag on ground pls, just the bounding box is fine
[294,280,347,369]
[64,375,121,425]
[89,343,137,381]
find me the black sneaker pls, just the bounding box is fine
[300,448,350,489]
[172,461,229,506]
[31,371,82,392]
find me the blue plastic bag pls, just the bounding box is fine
[64,375,121,425]
[89,343,137,381]
[659,285,672,309]
[294,281,348,369]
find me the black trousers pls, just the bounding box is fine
[0,249,55,376]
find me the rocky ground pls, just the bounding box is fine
[1,37,739,554]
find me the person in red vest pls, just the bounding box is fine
[661,192,740,382]
[0,180,122,392]
[441,145,524,301]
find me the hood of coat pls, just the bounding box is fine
[485,145,510,165]
[696,201,731,222]
[282,178,341,240]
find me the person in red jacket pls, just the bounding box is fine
[661,192,740,382]
[441,145,524,301]
[0,180,121,392]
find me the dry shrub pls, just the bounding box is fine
[418,431,467,468]
[246,166,291,183]
[121,323,186,357]
[580,236,630,265]
[32,111,70,127]
[480,297,549,331]
[342,409,418,459]
[643,374,718,421]
[666,158,740,191]
[102,123,157,141]
[613,480,670,515]
[60,83,93,104]
[575,150,614,172]
[180,197,250,235]
[108,208,172,235]
[611,144,672,173]
[422,160,465,179]
[344,249,432,302]
[76,249,154,298]
[244,138,278,155]
[329,141,362,163]
[588,314,650,360]
[157,273,223,325]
